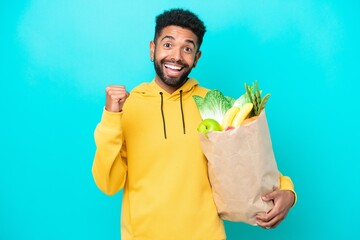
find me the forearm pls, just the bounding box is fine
[279,173,297,206]
[92,109,127,195]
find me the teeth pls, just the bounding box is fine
[165,64,182,70]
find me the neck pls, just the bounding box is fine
[154,77,185,94]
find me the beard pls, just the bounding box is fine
[153,56,193,89]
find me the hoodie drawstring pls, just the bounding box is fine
[159,90,186,139]
[159,92,167,139]
[179,90,186,134]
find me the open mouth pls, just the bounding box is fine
[164,63,184,71]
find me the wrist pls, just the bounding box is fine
[105,104,122,113]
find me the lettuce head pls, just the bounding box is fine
[193,90,235,124]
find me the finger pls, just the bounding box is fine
[255,212,266,219]
[106,86,127,94]
[262,207,287,227]
[271,220,281,229]
[262,190,279,202]
[120,91,130,100]
[256,214,282,229]
[256,212,275,223]
[106,88,127,95]
[107,89,128,100]
[109,94,125,102]
[256,201,281,223]
[264,215,283,229]
[265,206,278,220]
[106,85,126,90]
[256,219,272,229]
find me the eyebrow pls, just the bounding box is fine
[160,35,196,48]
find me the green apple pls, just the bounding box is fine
[197,118,222,134]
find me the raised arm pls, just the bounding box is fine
[92,86,129,195]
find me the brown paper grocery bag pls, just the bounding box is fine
[199,111,280,225]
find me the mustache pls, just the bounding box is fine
[160,59,190,68]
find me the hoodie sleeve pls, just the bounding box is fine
[92,108,127,196]
[279,173,297,206]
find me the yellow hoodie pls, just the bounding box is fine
[92,79,295,240]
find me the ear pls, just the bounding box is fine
[193,50,202,68]
[150,41,155,61]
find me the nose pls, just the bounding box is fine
[170,47,182,61]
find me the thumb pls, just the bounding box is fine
[262,191,277,201]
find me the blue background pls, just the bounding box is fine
[1,0,359,239]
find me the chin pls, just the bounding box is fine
[163,76,188,88]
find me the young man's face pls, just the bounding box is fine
[150,25,202,93]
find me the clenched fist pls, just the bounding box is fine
[105,85,129,112]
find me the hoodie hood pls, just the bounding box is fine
[132,78,199,100]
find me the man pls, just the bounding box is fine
[92,8,296,240]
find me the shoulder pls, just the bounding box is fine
[193,84,210,97]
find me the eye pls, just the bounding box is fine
[184,47,193,53]
[163,43,171,48]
